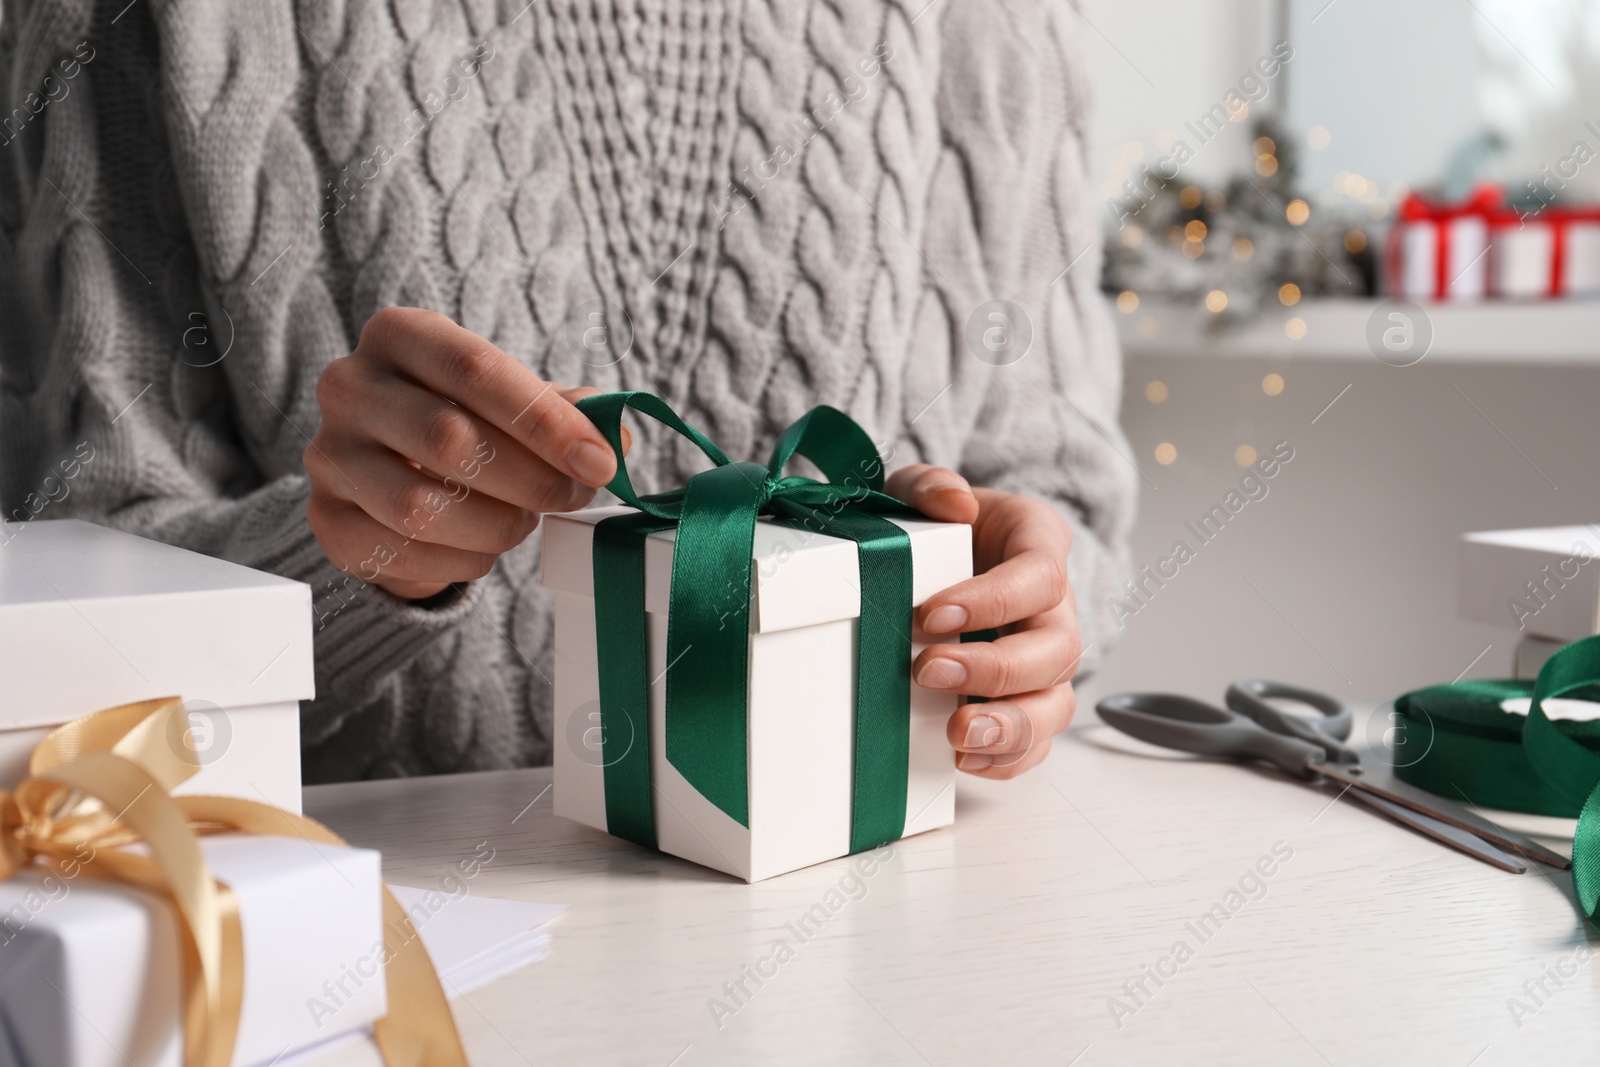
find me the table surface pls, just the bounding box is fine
[302,705,1595,1066]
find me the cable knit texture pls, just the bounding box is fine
[0,0,1135,782]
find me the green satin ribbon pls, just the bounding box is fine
[575,392,931,855]
[1392,634,1600,915]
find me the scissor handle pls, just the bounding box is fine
[1096,692,1326,779]
[1226,678,1355,763]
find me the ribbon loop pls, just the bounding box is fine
[765,404,886,494]
[581,391,730,517]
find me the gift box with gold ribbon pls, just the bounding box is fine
[0,699,468,1067]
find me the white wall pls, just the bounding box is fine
[1079,0,1277,196]
[1081,0,1600,203]
[1281,0,1480,194]
[1078,351,1600,710]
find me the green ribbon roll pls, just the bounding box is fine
[1392,634,1600,915]
[575,392,936,856]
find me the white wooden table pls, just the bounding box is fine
[303,705,1594,1066]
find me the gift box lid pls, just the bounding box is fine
[1462,525,1600,555]
[1459,524,1600,641]
[0,520,313,726]
[541,505,971,633]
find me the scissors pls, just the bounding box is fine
[1096,679,1570,874]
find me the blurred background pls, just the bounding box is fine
[1075,0,1600,709]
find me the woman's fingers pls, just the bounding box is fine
[917,546,1070,635]
[335,372,591,514]
[945,685,1077,780]
[958,737,1055,780]
[883,475,1082,782]
[306,494,498,600]
[559,385,632,455]
[914,492,1072,636]
[884,464,980,524]
[306,441,540,554]
[309,309,635,600]
[356,306,618,486]
[913,608,1084,697]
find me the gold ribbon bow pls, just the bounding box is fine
[0,698,468,1067]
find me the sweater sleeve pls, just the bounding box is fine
[0,0,473,743]
[912,0,1137,674]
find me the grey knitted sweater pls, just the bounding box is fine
[0,0,1134,782]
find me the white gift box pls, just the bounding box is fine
[0,835,386,1067]
[541,505,971,882]
[1489,219,1600,298]
[0,520,312,811]
[1491,223,1558,298]
[1459,525,1600,641]
[1515,634,1567,679]
[1392,216,1488,301]
[1566,223,1600,295]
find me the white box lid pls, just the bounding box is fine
[541,505,972,631]
[1459,524,1600,640]
[0,520,314,726]
[1462,525,1600,553]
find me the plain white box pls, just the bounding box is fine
[0,835,385,1067]
[1515,634,1567,679]
[0,520,312,811]
[543,506,971,881]
[1459,525,1600,641]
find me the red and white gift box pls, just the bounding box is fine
[1387,185,1600,301]
[1488,206,1600,299]
[1385,186,1499,302]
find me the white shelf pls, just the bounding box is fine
[1116,296,1600,364]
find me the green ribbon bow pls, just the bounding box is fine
[574,391,930,855]
[1392,634,1600,915]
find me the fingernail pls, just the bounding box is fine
[917,657,967,690]
[569,441,615,486]
[923,605,967,634]
[957,753,993,772]
[963,715,1003,750]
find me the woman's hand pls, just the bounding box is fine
[306,307,623,600]
[886,465,1081,779]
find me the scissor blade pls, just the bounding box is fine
[1339,786,1526,873]
[1318,763,1570,871]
